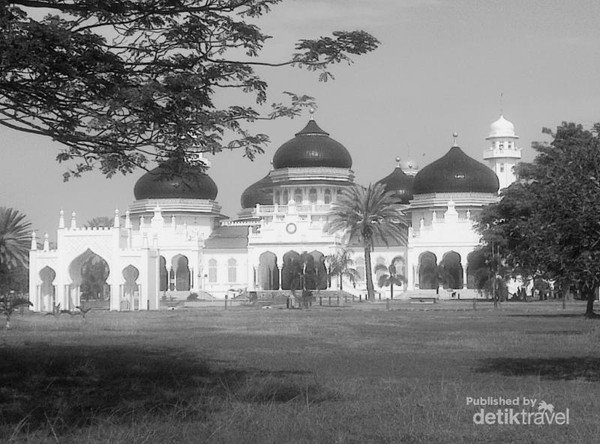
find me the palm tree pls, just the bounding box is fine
[325,248,359,291]
[326,183,408,301]
[0,207,31,271]
[374,256,406,299]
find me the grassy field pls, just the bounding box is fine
[1,300,600,443]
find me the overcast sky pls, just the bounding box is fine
[1,0,599,237]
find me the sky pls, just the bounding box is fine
[1,0,600,238]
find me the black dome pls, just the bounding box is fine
[272,120,352,169]
[241,174,273,209]
[413,146,499,195]
[134,160,218,200]
[377,166,414,204]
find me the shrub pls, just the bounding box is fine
[187,293,199,302]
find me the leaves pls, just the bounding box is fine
[326,184,408,300]
[0,207,31,271]
[476,122,600,308]
[0,1,378,177]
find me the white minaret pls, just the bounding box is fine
[483,115,521,191]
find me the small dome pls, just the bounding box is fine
[134,159,218,200]
[241,174,273,208]
[377,164,414,204]
[487,115,517,139]
[413,146,499,195]
[272,119,352,169]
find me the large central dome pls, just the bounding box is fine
[272,119,352,169]
[413,146,499,195]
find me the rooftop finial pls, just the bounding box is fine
[309,107,315,120]
[500,92,504,116]
[452,132,459,147]
[395,156,401,168]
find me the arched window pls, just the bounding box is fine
[208,259,217,283]
[294,188,303,204]
[282,190,289,204]
[324,189,332,204]
[274,191,280,205]
[309,188,317,204]
[228,258,237,283]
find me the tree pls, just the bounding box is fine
[374,256,406,299]
[476,122,600,317]
[326,183,408,301]
[85,217,113,228]
[0,207,32,328]
[0,207,31,271]
[325,248,359,291]
[0,1,379,179]
[0,294,32,329]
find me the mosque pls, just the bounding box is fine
[28,113,521,311]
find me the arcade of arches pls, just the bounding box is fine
[159,254,192,292]
[417,250,483,290]
[257,250,328,291]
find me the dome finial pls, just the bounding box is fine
[395,156,401,168]
[309,107,315,120]
[452,132,459,147]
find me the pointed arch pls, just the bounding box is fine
[467,250,486,289]
[439,251,463,289]
[172,254,190,291]
[309,250,328,290]
[418,251,438,290]
[258,251,279,290]
[281,250,301,290]
[122,264,140,310]
[159,256,168,291]
[39,266,56,310]
[69,249,110,301]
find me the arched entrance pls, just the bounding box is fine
[467,250,486,289]
[309,250,328,290]
[439,251,463,289]
[69,249,110,310]
[281,251,300,290]
[418,251,438,290]
[159,256,168,292]
[39,266,56,312]
[172,254,191,291]
[121,265,140,310]
[258,251,279,290]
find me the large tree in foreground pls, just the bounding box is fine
[476,122,600,317]
[0,1,378,179]
[326,184,408,301]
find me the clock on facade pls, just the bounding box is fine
[286,223,297,234]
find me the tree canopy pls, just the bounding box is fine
[476,122,600,316]
[0,1,379,179]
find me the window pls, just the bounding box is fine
[274,191,280,205]
[324,189,332,204]
[294,188,303,204]
[208,259,217,283]
[282,190,289,204]
[228,258,237,283]
[309,188,317,203]
[500,163,505,173]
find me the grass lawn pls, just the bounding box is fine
[1,300,600,443]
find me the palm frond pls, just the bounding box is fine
[0,207,32,270]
